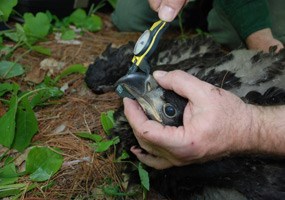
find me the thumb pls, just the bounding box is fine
[148,0,187,22]
[153,70,211,102]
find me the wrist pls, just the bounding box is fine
[245,28,284,52]
[244,105,285,155]
[232,104,259,153]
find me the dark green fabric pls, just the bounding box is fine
[268,0,285,43]
[208,0,285,49]
[207,6,245,49]
[111,0,184,32]
[111,0,285,49]
[214,0,271,40]
[111,0,158,32]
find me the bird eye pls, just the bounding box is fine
[163,103,177,118]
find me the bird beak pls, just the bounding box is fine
[116,72,163,123]
[116,72,152,97]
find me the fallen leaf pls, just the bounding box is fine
[24,66,46,84]
[54,32,82,45]
[53,124,66,134]
[40,58,65,76]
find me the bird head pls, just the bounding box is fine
[116,72,187,127]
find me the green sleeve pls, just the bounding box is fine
[214,0,272,39]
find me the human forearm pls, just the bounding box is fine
[251,105,285,155]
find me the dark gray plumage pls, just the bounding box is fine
[85,36,285,200]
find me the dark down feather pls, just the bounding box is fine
[85,36,285,200]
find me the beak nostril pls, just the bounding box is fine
[147,82,152,92]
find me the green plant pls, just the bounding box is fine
[0,1,104,72]
[0,82,63,151]
[0,63,86,198]
[0,146,63,198]
[1,12,52,58]
[0,0,18,22]
[100,110,115,135]
[0,61,24,79]
[0,63,86,151]
[77,109,150,198]
[25,147,63,182]
[52,4,104,41]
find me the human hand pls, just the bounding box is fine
[124,70,259,169]
[246,28,284,52]
[148,0,188,22]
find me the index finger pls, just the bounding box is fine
[123,98,182,146]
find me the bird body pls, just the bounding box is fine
[85,36,285,200]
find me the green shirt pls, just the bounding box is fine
[214,0,271,39]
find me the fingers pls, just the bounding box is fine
[123,98,175,146]
[123,97,148,125]
[148,0,187,22]
[131,146,173,169]
[153,70,212,102]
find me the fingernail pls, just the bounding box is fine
[159,5,175,22]
[153,70,167,78]
[131,146,142,153]
[123,97,131,105]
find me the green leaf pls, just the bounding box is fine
[138,163,149,191]
[0,183,26,198]
[0,83,19,97]
[31,45,51,56]
[4,32,19,42]
[4,23,28,43]
[12,97,38,152]
[69,9,87,27]
[0,163,19,186]
[26,147,63,182]
[76,132,102,142]
[0,61,25,79]
[0,0,18,22]
[0,183,36,198]
[83,15,102,32]
[61,29,76,40]
[30,85,63,108]
[116,150,130,161]
[23,12,51,44]
[54,64,86,83]
[4,156,13,165]
[0,96,18,148]
[0,45,14,59]
[103,184,135,197]
[3,32,19,43]
[91,136,119,153]
[92,140,113,153]
[100,110,115,135]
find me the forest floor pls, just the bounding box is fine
[1,13,148,199]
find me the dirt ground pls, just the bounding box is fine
[1,14,150,199]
